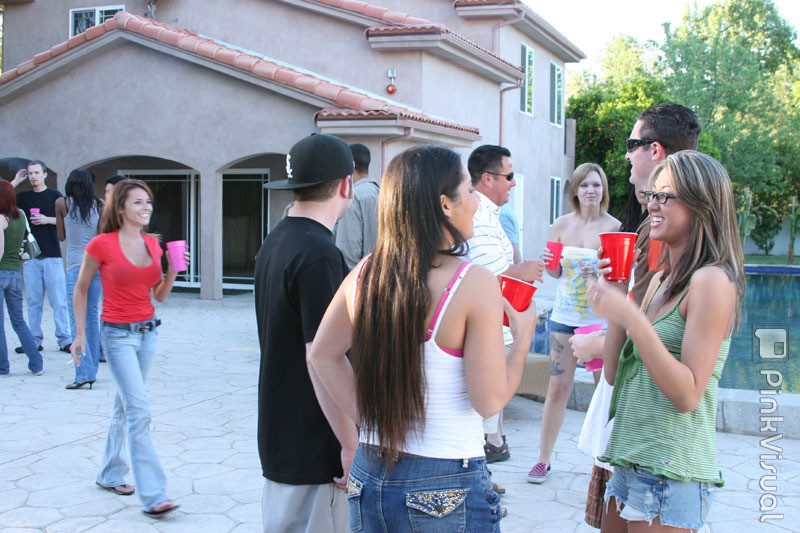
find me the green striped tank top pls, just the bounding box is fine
[599,281,730,486]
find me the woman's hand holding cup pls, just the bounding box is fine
[503,297,537,348]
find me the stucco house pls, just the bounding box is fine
[0,0,584,299]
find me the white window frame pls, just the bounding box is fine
[549,176,562,225]
[69,5,125,37]
[519,44,534,116]
[512,173,525,256]
[549,62,564,127]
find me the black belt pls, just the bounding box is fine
[103,319,161,332]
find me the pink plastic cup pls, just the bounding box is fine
[599,232,638,281]
[29,208,40,216]
[500,275,537,327]
[648,239,667,272]
[166,240,188,272]
[544,241,564,270]
[574,324,603,371]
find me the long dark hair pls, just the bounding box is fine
[0,181,21,219]
[352,145,468,457]
[65,168,102,224]
[620,189,646,232]
[99,179,154,234]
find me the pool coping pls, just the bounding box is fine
[520,373,800,439]
[744,263,800,275]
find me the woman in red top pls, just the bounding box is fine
[71,179,187,518]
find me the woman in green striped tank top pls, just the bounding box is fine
[586,151,745,532]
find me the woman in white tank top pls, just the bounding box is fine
[309,145,537,532]
[529,163,620,485]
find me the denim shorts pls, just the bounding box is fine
[605,465,715,530]
[548,319,577,335]
[347,445,502,532]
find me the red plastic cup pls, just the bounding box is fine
[29,208,40,215]
[500,275,537,327]
[599,232,638,281]
[574,324,603,371]
[648,239,667,272]
[166,240,188,272]
[544,241,564,270]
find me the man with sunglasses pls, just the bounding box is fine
[624,102,701,304]
[466,144,544,470]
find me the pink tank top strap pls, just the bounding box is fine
[351,255,372,320]
[425,261,472,342]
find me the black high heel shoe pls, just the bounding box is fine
[65,380,95,390]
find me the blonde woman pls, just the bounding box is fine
[529,163,620,484]
[588,151,744,532]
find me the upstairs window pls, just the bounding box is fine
[70,5,125,37]
[549,176,561,225]
[549,62,564,126]
[519,44,534,115]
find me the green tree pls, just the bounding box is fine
[568,37,669,218]
[661,0,800,249]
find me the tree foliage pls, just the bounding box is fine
[568,36,669,218]
[568,0,800,251]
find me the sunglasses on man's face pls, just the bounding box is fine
[486,171,514,182]
[626,138,657,153]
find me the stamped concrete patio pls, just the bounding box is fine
[1,293,797,532]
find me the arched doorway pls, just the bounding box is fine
[222,153,290,286]
[86,156,200,288]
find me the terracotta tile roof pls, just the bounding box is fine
[452,0,517,5]
[296,0,518,72]
[366,24,520,72]
[315,107,480,135]
[304,0,431,25]
[0,11,479,137]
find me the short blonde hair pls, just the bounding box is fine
[569,162,610,213]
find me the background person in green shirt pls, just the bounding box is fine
[586,151,745,532]
[0,180,44,376]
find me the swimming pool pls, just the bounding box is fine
[719,273,799,393]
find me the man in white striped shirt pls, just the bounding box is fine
[466,145,544,465]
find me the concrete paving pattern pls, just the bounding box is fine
[1,293,797,532]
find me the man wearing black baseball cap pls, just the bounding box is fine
[254,133,355,532]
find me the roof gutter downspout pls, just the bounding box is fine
[381,127,414,174]
[492,3,525,54]
[498,80,522,146]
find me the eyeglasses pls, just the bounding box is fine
[644,191,678,205]
[626,138,657,153]
[486,171,514,182]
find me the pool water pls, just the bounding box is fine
[719,274,799,393]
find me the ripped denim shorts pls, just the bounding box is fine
[346,444,502,532]
[605,465,715,531]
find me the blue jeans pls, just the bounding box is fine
[0,270,42,374]
[347,445,502,532]
[96,322,169,511]
[22,257,71,347]
[66,267,101,382]
[605,465,715,530]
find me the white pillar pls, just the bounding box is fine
[199,168,223,300]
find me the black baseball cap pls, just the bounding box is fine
[264,133,354,190]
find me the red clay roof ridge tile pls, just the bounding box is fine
[367,24,520,71]
[0,10,478,135]
[307,0,432,25]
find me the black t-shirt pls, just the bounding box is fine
[254,216,348,485]
[16,188,63,258]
